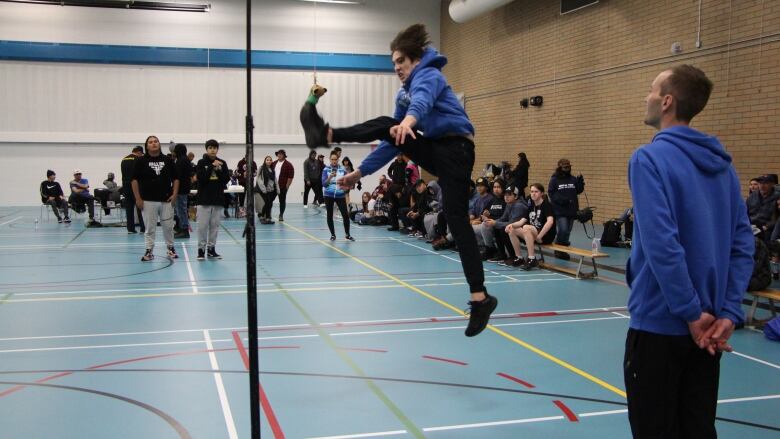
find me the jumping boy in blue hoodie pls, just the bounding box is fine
[300,24,496,337]
[624,65,753,438]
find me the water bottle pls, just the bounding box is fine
[591,237,600,255]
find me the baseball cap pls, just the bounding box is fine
[275,149,287,157]
[476,177,489,188]
[504,185,521,197]
[132,145,143,153]
[756,175,772,183]
[73,169,82,175]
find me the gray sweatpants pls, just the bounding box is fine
[197,205,222,250]
[142,200,174,252]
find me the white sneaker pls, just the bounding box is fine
[304,205,308,209]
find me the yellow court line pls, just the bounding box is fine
[283,222,627,398]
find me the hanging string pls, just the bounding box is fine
[312,0,318,85]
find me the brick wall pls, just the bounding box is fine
[441,0,780,221]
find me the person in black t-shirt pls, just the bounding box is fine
[121,145,145,234]
[173,143,193,239]
[505,183,556,270]
[40,170,70,223]
[131,135,180,261]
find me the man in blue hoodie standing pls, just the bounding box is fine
[300,23,497,337]
[624,65,754,438]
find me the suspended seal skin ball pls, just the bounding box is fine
[300,83,330,150]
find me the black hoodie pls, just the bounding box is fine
[195,155,231,206]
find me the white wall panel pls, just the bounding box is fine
[0,61,399,144]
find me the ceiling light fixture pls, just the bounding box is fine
[0,0,211,12]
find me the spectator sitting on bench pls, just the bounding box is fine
[747,174,779,241]
[474,179,506,260]
[69,169,100,226]
[94,172,121,216]
[487,185,528,264]
[40,170,70,223]
[505,182,556,270]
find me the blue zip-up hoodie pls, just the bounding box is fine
[626,125,754,336]
[358,47,474,177]
[322,164,347,199]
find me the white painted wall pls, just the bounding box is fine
[0,0,442,206]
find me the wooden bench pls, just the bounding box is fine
[535,243,610,279]
[746,289,780,327]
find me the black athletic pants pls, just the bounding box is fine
[325,197,350,237]
[624,328,720,439]
[123,186,145,232]
[333,116,485,293]
[493,227,516,259]
[278,187,288,217]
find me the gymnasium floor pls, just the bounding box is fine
[0,205,777,439]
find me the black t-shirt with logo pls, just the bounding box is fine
[132,153,179,202]
[528,199,554,231]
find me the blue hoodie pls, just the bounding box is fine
[358,47,474,177]
[626,125,754,336]
[322,164,347,199]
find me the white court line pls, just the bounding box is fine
[204,329,238,439]
[0,306,628,342]
[311,395,780,439]
[0,217,23,227]
[612,311,630,318]
[11,273,562,297]
[730,351,780,370]
[0,315,628,353]
[181,242,198,294]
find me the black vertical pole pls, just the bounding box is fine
[245,0,261,438]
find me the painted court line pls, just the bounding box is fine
[0,315,630,354]
[310,394,780,438]
[0,217,22,227]
[0,306,628,343]
[204,330,238,439]
[285,222,627,398]
[182,242,198,294]
[730,351,780,370]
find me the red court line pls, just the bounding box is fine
[232,331,286,439]
[496,372,535,389]
[336,347,388,353]
[422,355,468,366]
[553,400,579,422]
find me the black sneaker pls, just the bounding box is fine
[523,258,540,271]
[167,246,179,259]
[510,257,526,267]
[299,101,330,149]
[63,217,71,223]
[57,218,63,223]
[487,253,507,263]
[464,293,498,337]
[87,219,103,227]
[330,235,336,241]
[278,215,284,222]
[345,235,355,241]
[197,249,205,260]
[141,249,154,261]
[207,247,222,259]
[387,226,399,231]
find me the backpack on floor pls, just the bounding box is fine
[600,219,622,247]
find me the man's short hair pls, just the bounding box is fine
[660,64,713,123]
[205,139,219,149]
[132,145,143,153]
